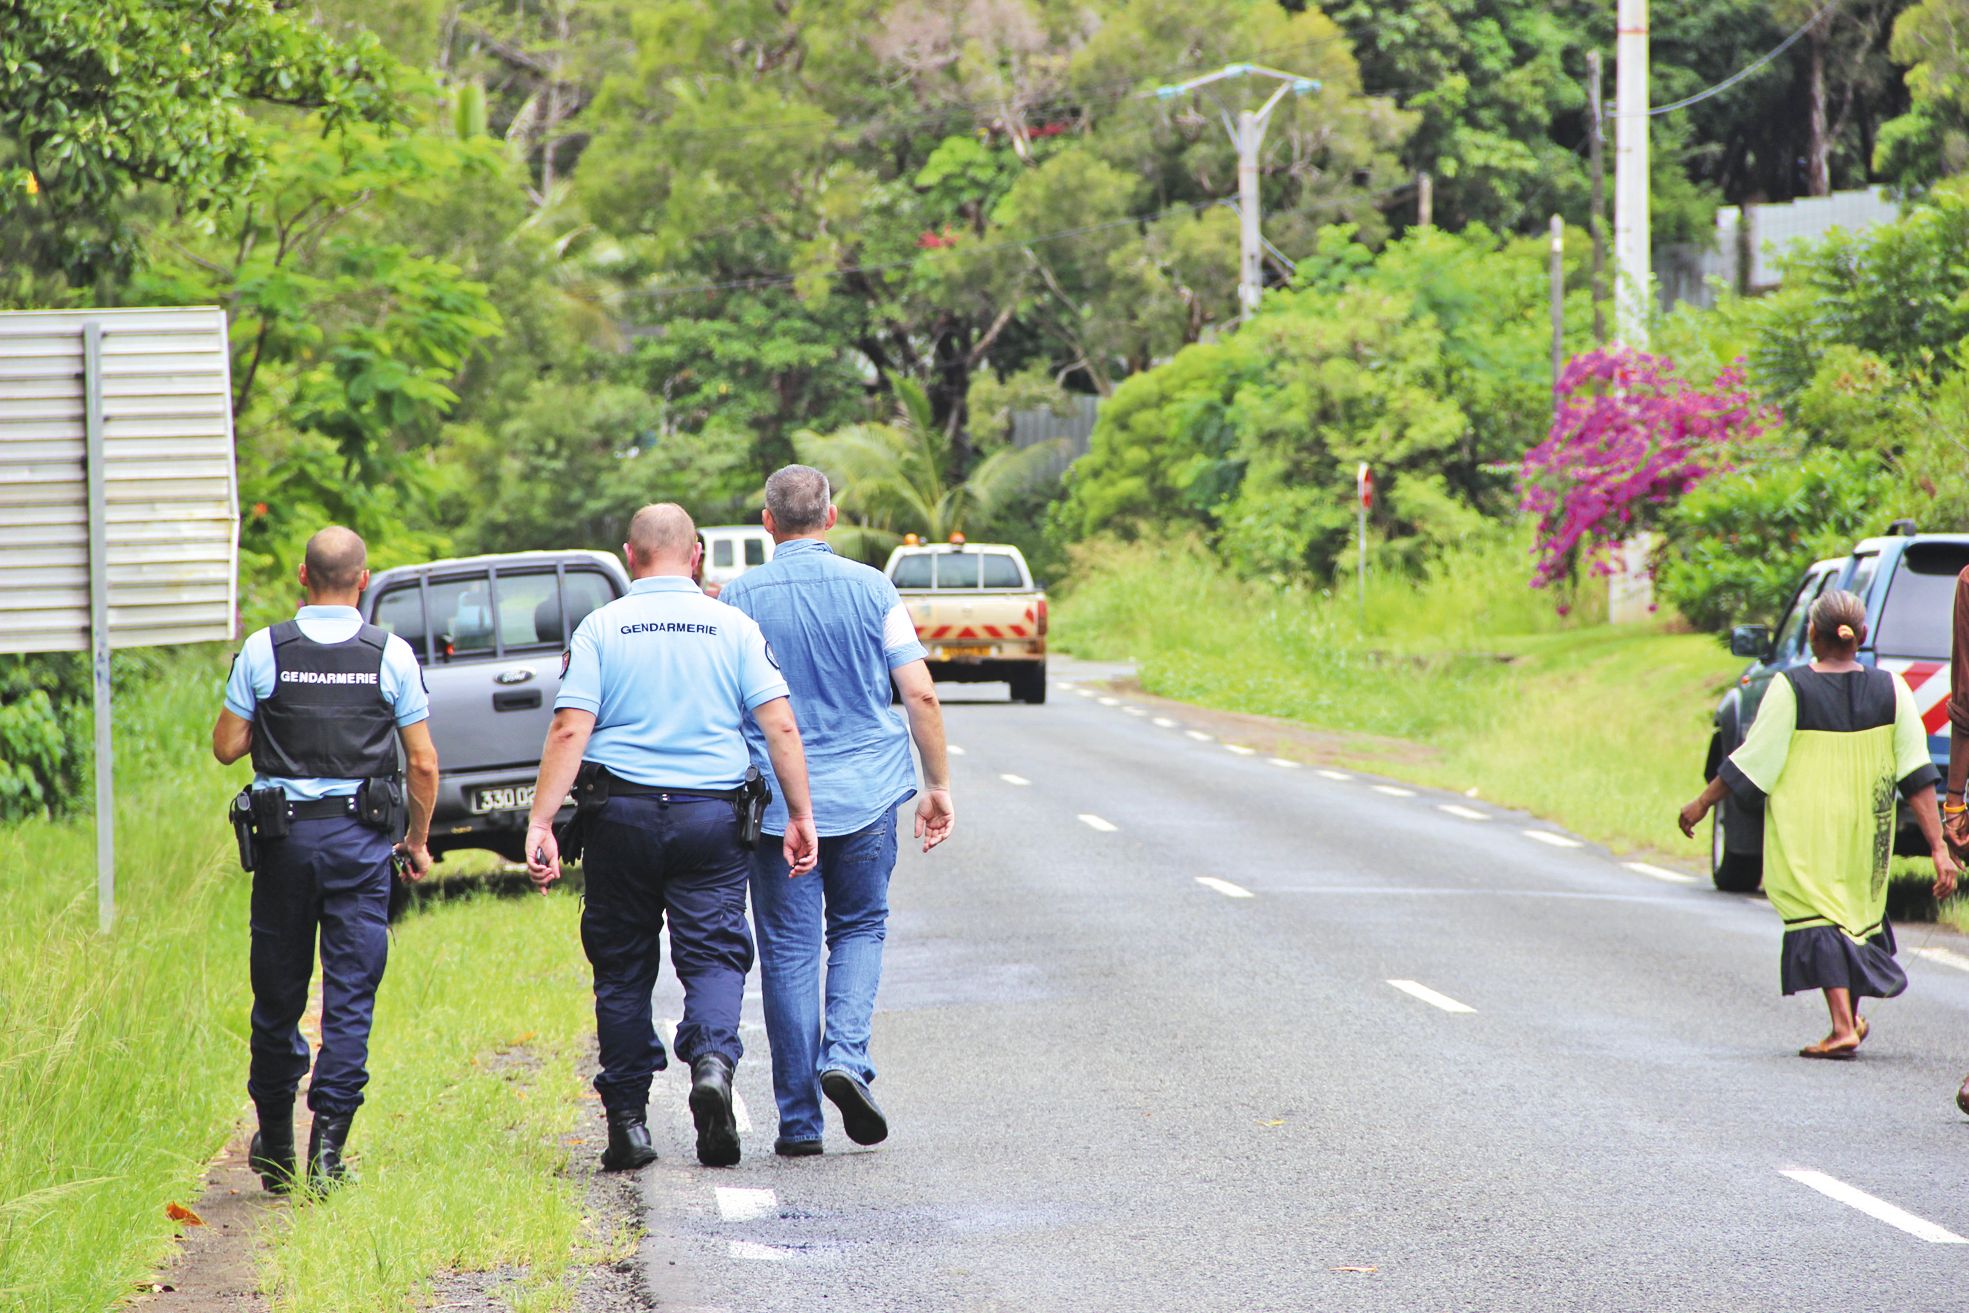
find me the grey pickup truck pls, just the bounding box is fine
[1703,527,1969,891]
[360,550,628,862]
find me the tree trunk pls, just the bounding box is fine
[1807,27,1831,197]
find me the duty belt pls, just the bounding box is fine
[602,776,744,802]
[287,796,368,820]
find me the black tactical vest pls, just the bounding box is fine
[249,620,401,780]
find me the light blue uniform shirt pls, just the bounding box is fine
[556,575,789,790]
[224,604,430,801]
[722,539,929,836]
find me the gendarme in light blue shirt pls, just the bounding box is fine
[224,604,430,801]
[722,538,929,836]
[556,575,789,790]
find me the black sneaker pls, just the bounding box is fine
[819,1069,888,1146]
[689,1055,741,1167]
[774,1136,823,1157]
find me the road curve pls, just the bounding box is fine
[628,659,1969,1312]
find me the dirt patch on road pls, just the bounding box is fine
[1102,675,1441,771]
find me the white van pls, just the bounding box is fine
[699,524,774,588]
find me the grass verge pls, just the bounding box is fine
[0,649,251,1313]
[259,888,611,1313]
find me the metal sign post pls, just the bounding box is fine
[0,306,240,932]
[83,323,115,930]
[1356,463,1373,619]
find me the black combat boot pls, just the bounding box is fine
[688,1054,740,1167]
[306,1111,355,1192]
[248,1099,297,1194]
[601,1106,658,1171]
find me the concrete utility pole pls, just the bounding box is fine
[1156,63,1322,321]
[1614,0,1651,346]
[1585,49,1608,343]
[1417,171,1434,228]
[1550,214,1566,398]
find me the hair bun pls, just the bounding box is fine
[1837,623,1856,640]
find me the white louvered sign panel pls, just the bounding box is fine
[0,307,239,653]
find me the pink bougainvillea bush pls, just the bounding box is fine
[1519,346,1778,591]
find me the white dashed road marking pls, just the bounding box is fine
[716,1186,778,1222]
[1523,830,1583,849]
[1911,946,1969,973]
[1268,758,1301,769]
[1387,979,1477,1014]
[947,745,966,756]
[732,1092,753,1133]
[1780,1170,1968,1244]
[1074,688,1095,698]
[1438,804,1488,821]
[1225,744,1256,756]
[728,1240,794,1262]
[1098,696,1120,707]
[1185,730,1213,742]
[1078,814,1119,833]
[1625,861,1698,885]
[1153,717,1178,728]
[999,773,1031,786]
[1373,785,1416,798]
[1317,769,1352,781]
[1196,877,1254,899]
[1124,706,1147,716]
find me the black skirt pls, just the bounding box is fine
[1780,921,1907,999]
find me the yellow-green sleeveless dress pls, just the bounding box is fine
[1720,668,1938,997]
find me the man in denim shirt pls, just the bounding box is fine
[722,466,955,1155]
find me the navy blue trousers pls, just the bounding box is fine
[248,816,393,1115]
[580,795,753,1115]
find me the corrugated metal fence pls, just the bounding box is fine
[1008,393,1100,483]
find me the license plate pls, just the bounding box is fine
[471,784,535,814]
[933,644,991,662]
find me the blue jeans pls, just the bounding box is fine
[581,795,753,1115]
[749,812,897,1141]
[248,816,393,1115]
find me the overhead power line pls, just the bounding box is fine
[1639,0,1845,117]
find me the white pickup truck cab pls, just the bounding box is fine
[884,538,1048,704]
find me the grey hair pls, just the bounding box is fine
[1808,588,1867,651]
[765,464,832,534]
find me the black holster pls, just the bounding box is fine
[735,767,772,851]
[231,785,291,872]
[230,790,258,872]
[556,761,612,865]
[354,775,406,836]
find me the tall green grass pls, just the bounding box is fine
[1054,534,1743,858]
[0,649,253,1311]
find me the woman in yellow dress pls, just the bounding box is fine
[1680,590,1959,1058]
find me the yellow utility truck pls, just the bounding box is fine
[883,537,1048,704]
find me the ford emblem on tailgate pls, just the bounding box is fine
[495,669,536,685]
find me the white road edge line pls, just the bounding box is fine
[1911,945,1969,973]
[1268,757,1301,769]
[1225,744,1257,756]
[1153,717,1178,728]
[1387,979,1477,1014]
[728,1240,793,1262]
[1317,769,1352,780]
[1373,785,1416,798]
[1124,706,1147,716]
[1185,730,1213,742]
[999,773,1031,786]
[715,1186,777,1223]
[1098,696,1120,706]
[947,744,966,756]
[1196,876,1254,899]
[1438,804,1488,821]
[1074,688,1095,698]
[1078,814,1119,833]
[1625,861,1698,885]
[1780,1169,1968,1244]
[1523,830,1583,849]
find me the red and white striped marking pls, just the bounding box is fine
[1881,659,1953,738]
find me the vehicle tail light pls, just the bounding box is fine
[1036,598,1048,637]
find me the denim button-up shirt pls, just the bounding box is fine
[722,539,928,836]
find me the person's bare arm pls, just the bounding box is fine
[892,659,953,852]
[524,709,596,891]
[1905,782,1961,898]
[1677,775,1730,838]
[750,696,818,876]
[397,719,439,880]
[212,709,253,764]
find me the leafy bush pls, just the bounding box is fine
[0,655,88,821]
[1657,450,1893,631]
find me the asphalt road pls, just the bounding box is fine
[629,659,1969,1312]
